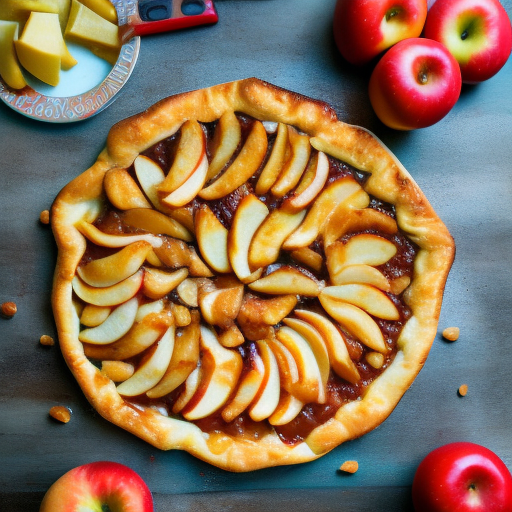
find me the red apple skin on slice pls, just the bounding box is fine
[134,155,166,210]
[104,168,152,210]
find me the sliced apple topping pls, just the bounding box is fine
[207,111,242,181]
[133,155,166,210]
[218,323,245,348]
[283,177,369,250]
[76,221,162,249]
[158,120,206,195]
[172,366,201,414]
[238,293,298,328]
[198,277,244,329]
[78,241,152,287]
[104,168,152,210]
[79,297,139,345]
[269,393,304,426]
[142,267,189,300]
[199,120,268,200]
[116,325,175,397]
[176,278,199,308]
[121,208,193,242]
[248,266,322,296]
[181,326,243,420]
[154,238,213,277]
[80,304,111,327]
[270,127,311,198]
[194,204,231,273]
[72,270,143,307]
[331,264,390,291]
[289,247,323,273]
[255,122,289,195]
[227,194,269,283]
[267,338,300,393]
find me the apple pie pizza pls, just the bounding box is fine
[50,78,455,471]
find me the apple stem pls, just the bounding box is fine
[418,71,428,84]
[385,8,400,21]
[461,30,468,40]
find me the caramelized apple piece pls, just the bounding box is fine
[248,266,322,296]
[238,293,298,327]
[142,267,189,300]
[218,324,245,348]
[134,155,165,210]
[122,208,193,242]
[289,247,323,273]
[104,168,151,210]
[198,278,244,329]
[172,367,201,414]
[331,264,390,291]
[80,304,111,327]
[268,392,303,426]
[266,338,300,393]
[76,220,162,248]
[154,237,213,277]
[176,278,199,308]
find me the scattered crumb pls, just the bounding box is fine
[1,302,17,318]
[443,327,460,341]
[458,384,468,397]
[49,405,72,423]
[39,334,55,346]
[39,209,50,225]
[339,460,359,474]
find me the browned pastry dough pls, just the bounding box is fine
[51,78,454,471]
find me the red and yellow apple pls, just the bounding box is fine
[424,0,512,83]
[39,461,153,512]
[369,37,462,130]
[333,0,428,65]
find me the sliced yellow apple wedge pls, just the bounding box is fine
[294,309,360,384]
[79,0,118,24]
[78,297,139,344]
[172,366,201,414]
[267,338,300,392]
[323,208,398,248]
[321,284,400,321]
[182,326,242,420]
[249,340,281,421]
[248,266,321,296]
[146,311,201,398]
[276,326,325,404]
[72,270,143,307]
[77,241,152,287]
[158,120,206,194]
[100,361,134,383]
[76,220,162,249]
[255,122,289,195]
[283,177,369,250]
[227,194,269,283]
[116,326,175,396]
[198,279,244,329]
[0,21,27,90]
[133,155,165,210]
[221,349,266,422]
[142,267,189,300]
[199,120,267,200]
[135,299,166,322]
[319,296,387,353]
[194,204,231,273]
[238,293,298,327]
[104,168,151,210]
[176,278,199,308]
[248,208,306,269]
[271,127,311,198]
[389,275,411,295]
[218,323,245,348]
[269,392,304,426]
[331,264,390,291]
[207,111,242,181]
[154,237,213,277]
[325,234,397,277]
[121,208,193,242]
[289,247,323,273]
[80,304,111,327]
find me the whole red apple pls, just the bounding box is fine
[412,442,512,512]
[333,0,428,66]
[424,0,512,83]
[39,461,153,512]
[368,37,462,130]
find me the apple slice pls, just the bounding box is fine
[227,194,269,283]
[323,208,398,247]
[0,21,26,90]
[294,309,360,384]
[281,151,330,211]
[172,366,201,414]
[283,177,369,250]
[146,311,200,398]
[389,275,411,295]
[72,270,143,307]
[319,295,387,353]
[267,338,300,393]
[176,278,199,308]
[270,127,311,198]
[158,120,206,194]
[142,267,189,300]
[238,293,298,327]
[77,241,152,287]
[116,325,175,396]
[248,266,322,296]
[248,208,306,269]
[276,326,325,404]
[121,208,193,242]
[199,120,268,200]
[221,348,266,422]
[103,168,152,210]
[255,122,289,195]
[207,111,242,181]
[194,204,231,273]
[154,237,213,277]
[161,153,209,208]
[133,155,165,210]
[182,326,243,420]
[80,304,111,327]
[321,284,400,320]
[135,299,166,322]
[79,297,139,344]
[331,264,390,291]
[325,234,397,277]
[268,392,304,426]
[249,340,281,421]
[76,220,162,249]
[289,247,323,273]
[198,279,244,329]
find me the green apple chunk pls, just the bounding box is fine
[0,21,26,90]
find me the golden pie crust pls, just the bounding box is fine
[51,78,455,472]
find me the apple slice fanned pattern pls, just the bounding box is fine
[51,79,454,471]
